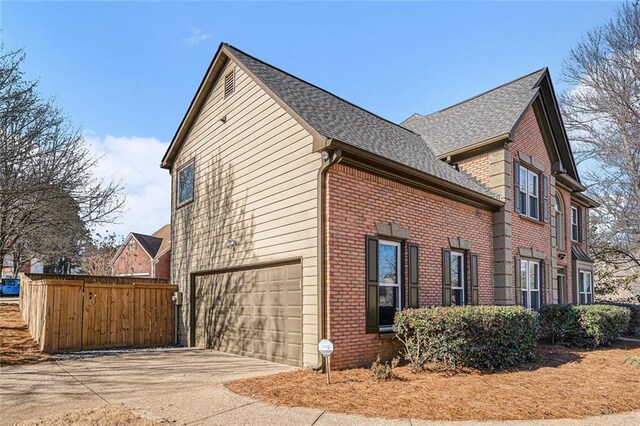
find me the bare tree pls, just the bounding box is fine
[80,232,122,276]
[0,47,125,267]
[561,1,640,294]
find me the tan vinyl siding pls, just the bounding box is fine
[171,59,321,366]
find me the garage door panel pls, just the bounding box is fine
[195,262,303,367]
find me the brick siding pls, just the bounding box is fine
[325,164,494,369]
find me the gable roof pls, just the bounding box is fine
[131,233,163,259]
[162,43,500,204]
[402,69,546,158]
[152,224,171,257]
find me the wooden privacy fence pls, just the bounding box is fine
[20,274,177,353]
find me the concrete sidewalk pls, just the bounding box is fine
[1,348,638,425]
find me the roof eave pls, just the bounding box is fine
[437,133,511,160]
[325,140,504,211]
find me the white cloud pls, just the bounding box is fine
[86,135,171,239]
[184,24,212,46]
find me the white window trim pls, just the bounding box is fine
[571,206,579,242]
[177,162,195,207]
[579,270,593,305]
[451,251,465,306]
[129,240,136,252]
[519,166,540,220]
[520,259,541,309]
[379,240,401,332]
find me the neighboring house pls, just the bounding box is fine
[112,225,171,279]
[2,254,44,278]
[161,43,598,369]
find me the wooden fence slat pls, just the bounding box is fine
[20,276,176,353]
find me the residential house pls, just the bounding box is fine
[2,254,44,278]
[112,225,171,279]
[161,43,598,369]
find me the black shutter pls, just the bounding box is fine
[514,257,522,306]
[408,243,419,308]
[514,160,521,213]
[581,208,587,243]
[539,261,546,307]
[470,253,479,305]
[442,248,451,306]
[542,175,549,222]
[365,236,379,333]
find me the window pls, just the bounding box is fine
[177,162,194,206]
[224,71,235,98]
[450,251,465,306]
[378,240,401,331]
[129,240,136,252]
[579,271,593,304]
[555,193,566,250]
[571,206,580,241]
[557,267,566,304]
[520,260,540,310]
[518,166,540,220]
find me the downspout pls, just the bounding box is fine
[313,147,342,371]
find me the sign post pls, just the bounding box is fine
[317,339,334,385]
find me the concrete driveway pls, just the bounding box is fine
[1,348,639,426]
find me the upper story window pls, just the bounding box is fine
[177,162,195,206]
[518,165,539,220]
[378,240,401,332]
[224,71,235,98]
[555,193,566,250]
[129,240,136,252]
[571,206,580,242]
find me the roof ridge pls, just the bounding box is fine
[423,67,547,117]
[223,43,419,137]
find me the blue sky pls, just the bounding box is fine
[2,1,620,236]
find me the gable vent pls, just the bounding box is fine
[224,71,235,98]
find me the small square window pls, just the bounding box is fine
[177,162,194,206]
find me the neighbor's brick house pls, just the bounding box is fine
[112,225,171,279]
[161,43,598,369]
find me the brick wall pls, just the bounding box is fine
[557,187,573,302]
[509,107,553,303]
[325,164,494,369]
[457,150,495,188]
[112,240,153,276]
[154,251,171,279]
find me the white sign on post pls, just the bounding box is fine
[318,339,334,384]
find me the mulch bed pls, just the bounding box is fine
[0,303,52,366]
[227,342,640,421]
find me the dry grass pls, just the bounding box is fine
[13,405,165,426]
[227,342,640,421]
[0,303,52,366]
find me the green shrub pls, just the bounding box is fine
[393,306,539,370]
[539,305,579,345]
[539,304,631,348]
[598,302,640,336]
[573,305,631,347]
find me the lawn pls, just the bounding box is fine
[13,405,164,426]
[227,342,640,421]
[0,303,52,366]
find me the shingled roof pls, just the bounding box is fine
[223,44,498,201]
[401,69,546,157]
[131,233,163,258]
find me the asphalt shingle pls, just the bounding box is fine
[225,44,498,200]
[401,69,545,157]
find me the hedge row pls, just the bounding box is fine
[597,302,640,336]
[394,306,538,370]
[539,304,631,347]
